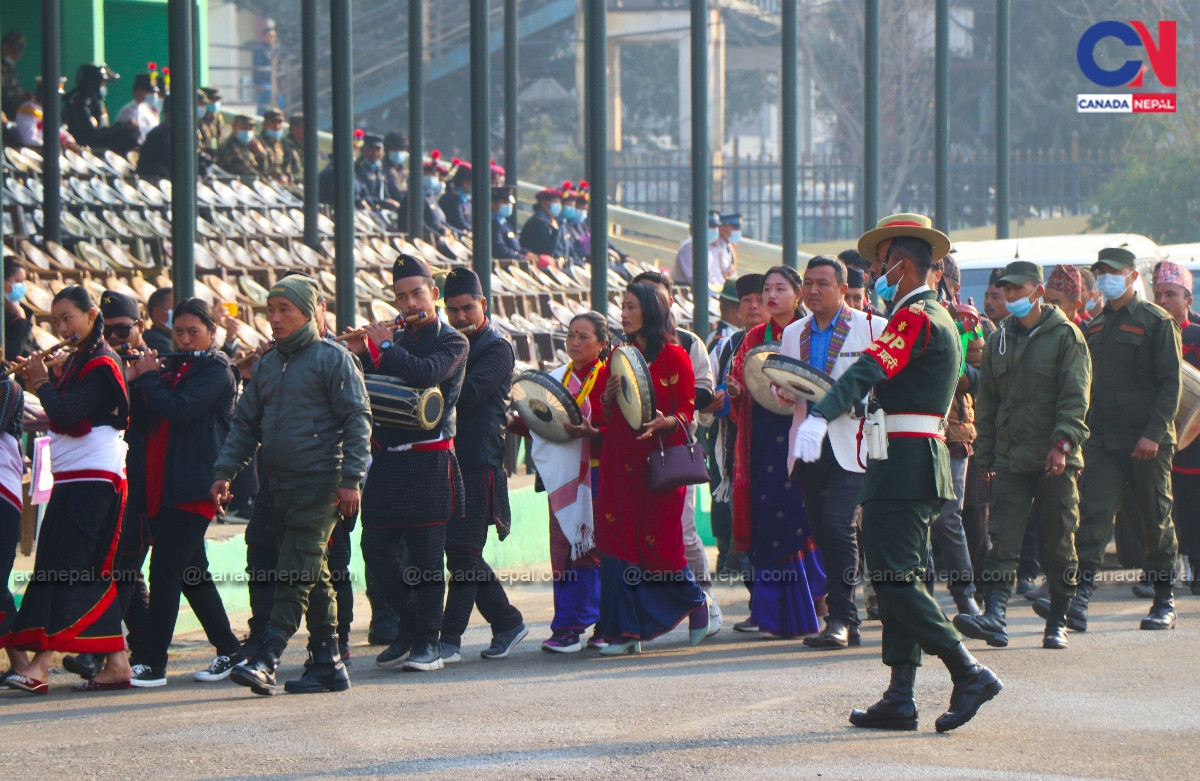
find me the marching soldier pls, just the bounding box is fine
[956,261,1091,650]
[215,114,267,178]
[794,213,1002,733]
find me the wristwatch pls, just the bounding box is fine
[379,339,393,351]
[1055,439,1072,454]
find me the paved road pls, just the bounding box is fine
[2,575,1197,780]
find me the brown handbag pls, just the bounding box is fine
[647,422,711,491]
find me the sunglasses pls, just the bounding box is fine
[103,323,137,340]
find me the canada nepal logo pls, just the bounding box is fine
[1076,20,1176,114]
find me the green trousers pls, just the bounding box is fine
[1075,445,1178,582]
[860,498,961,667]
[982,470,1080,599]
[267,481,341,640]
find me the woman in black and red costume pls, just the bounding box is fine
[1,286,132,694]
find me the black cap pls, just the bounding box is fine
[132,73,159,93]
[719,212,742,228]
[491,185,516,202]
[392,253,432,284]
[384,131,408,149]
[735,273,764,299]
[443,268,484,299]
[846,267,865,289]
[362,133,384,147]
[987,267,1004,287]
[99,290,140,321]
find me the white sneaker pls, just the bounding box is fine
[193,655,239,682]
[706,593,723,637]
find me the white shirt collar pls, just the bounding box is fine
[893,284,931,310]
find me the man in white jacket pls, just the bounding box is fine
[778,255,887,648]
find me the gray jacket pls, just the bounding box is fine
[213,338,372,491]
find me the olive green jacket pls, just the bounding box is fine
[975,304,1091,473]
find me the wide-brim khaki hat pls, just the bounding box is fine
[857,212,951,263]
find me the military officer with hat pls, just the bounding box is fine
[355,133,401,212]
[198,86,226,151]
[491,186,526,260]
[215,114,268,178]
[258,108,289,182]
[280,113,306,182]
[794,213,1002,733]
[1038,247,1182,632]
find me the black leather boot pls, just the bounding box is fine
[285,636,351,694]
[1140,580,1177,630]
[1034,571,1093,631]
[230,627,288,696]
[849,664,918,731]
[953,588,1009,648]
[62,652,105,680]
[935,643,1003,733]
[1042,594,1071,649]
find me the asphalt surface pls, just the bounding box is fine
[2,572,1197,780]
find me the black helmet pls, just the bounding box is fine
[75,62,120,92]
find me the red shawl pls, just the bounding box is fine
[594,342,695,571]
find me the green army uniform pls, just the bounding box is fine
[1073,249,1180,618]
[281,132,304,181]
[259,134,287,180]
[198,111,227,152]
[956,260,1092,650]
[814,288,962,668]
[215,134,265,178]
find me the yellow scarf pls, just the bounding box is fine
[564,360,602,408]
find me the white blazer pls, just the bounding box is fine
[780,306,888,474]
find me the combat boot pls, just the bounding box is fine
[1034,571,1093,632]
[953,588,1009,648]
[285,636,351,693]
[849,664,918,731]
[1140,581,1177,630]
[935,643,1003,733]
[229,627,288,696]
[1042,594,1071,649]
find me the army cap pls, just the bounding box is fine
[1094,246,1136,272]
[262,108,285,122]
[996,260,1043,286]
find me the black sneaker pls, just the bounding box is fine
[130,664,167,688]
[440,642,462,664]
[481,623,528,660]
[375,641,410,669]
[402,642,444,672]
[194,655,241,682]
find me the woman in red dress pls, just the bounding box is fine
[593,282,709,655]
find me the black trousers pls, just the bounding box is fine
[362,524,447,649]
[114,504,151,664]
[144,508,241,669]
[0,501,18,637]
[440,468,522,647]
[794,441,864,627]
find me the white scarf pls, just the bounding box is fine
[528,364,595,560]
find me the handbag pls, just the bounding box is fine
[647,420,710,491]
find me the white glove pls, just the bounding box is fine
[793,415,828,463]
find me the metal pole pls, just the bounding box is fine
[690,1,710,339]
[169,0,197,299]
[995,0,1010,239]
[41,0,62,247]
[934,0,950,233]
[407,0,425,241]
[302,0,320,249]
[470,0,492,302]
[584,0,608,314]
[330,0,356,332]
[503,0,518,222]
[781,0,798,269]
[862,0,879,232]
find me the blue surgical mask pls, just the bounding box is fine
[1095,272,1129,300]
[98,85,108,99]
[706,227,719,244]
[6,282,26,304]
[365,158,381,170]
[195,105,207,121]
[561,205,577,222]
[388,150,408,165]
[236,129,253,144]
[498,203,513,219]
[574,210,588,225]
[265,128,283,140]
[549,202,563,218]
[874,266,899,302]
[147,94,162,111]
[731,230,742,244]
[1086,295,1102,314]
[1004,294,1036,319]
[206,102,220,115]
[422,175,438,194]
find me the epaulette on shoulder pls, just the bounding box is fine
[1143,300,1173,321]
[906,299,929,315]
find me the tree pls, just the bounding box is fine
[1090,153,1200,244]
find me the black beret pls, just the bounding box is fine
[735,273,764,300]
[443,267,484,299]
[391,253,432,284]
[99,290,140,321]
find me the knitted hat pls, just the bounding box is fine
[267,274,318,318]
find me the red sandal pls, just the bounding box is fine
[71,678,132,692]
[5,672,49,695]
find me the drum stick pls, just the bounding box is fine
[334,312,427,342]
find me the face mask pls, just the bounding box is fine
[206,102,220,115]
[874,264,900,302]
[574,210,588,225]
[1005,293,1036,319]
[98,85,108,99]
[434,180,446,196]
[1086,295,1102,314]
[365,158,381,170]
[236,129,253,144]
[458,188,470,202]
[165,309,173,329]
[549,202,563,218]
[146,94,162,110]
[498,203,513,219]
[265,128,283,140]
[706,227,719,244]
[731,230,742,244]
[195,105,207,121]
[561,205,577,222]
[422,175,438,194]
[6,282,26,304]
[1095,273,1129,300]
[388,150,408,165]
